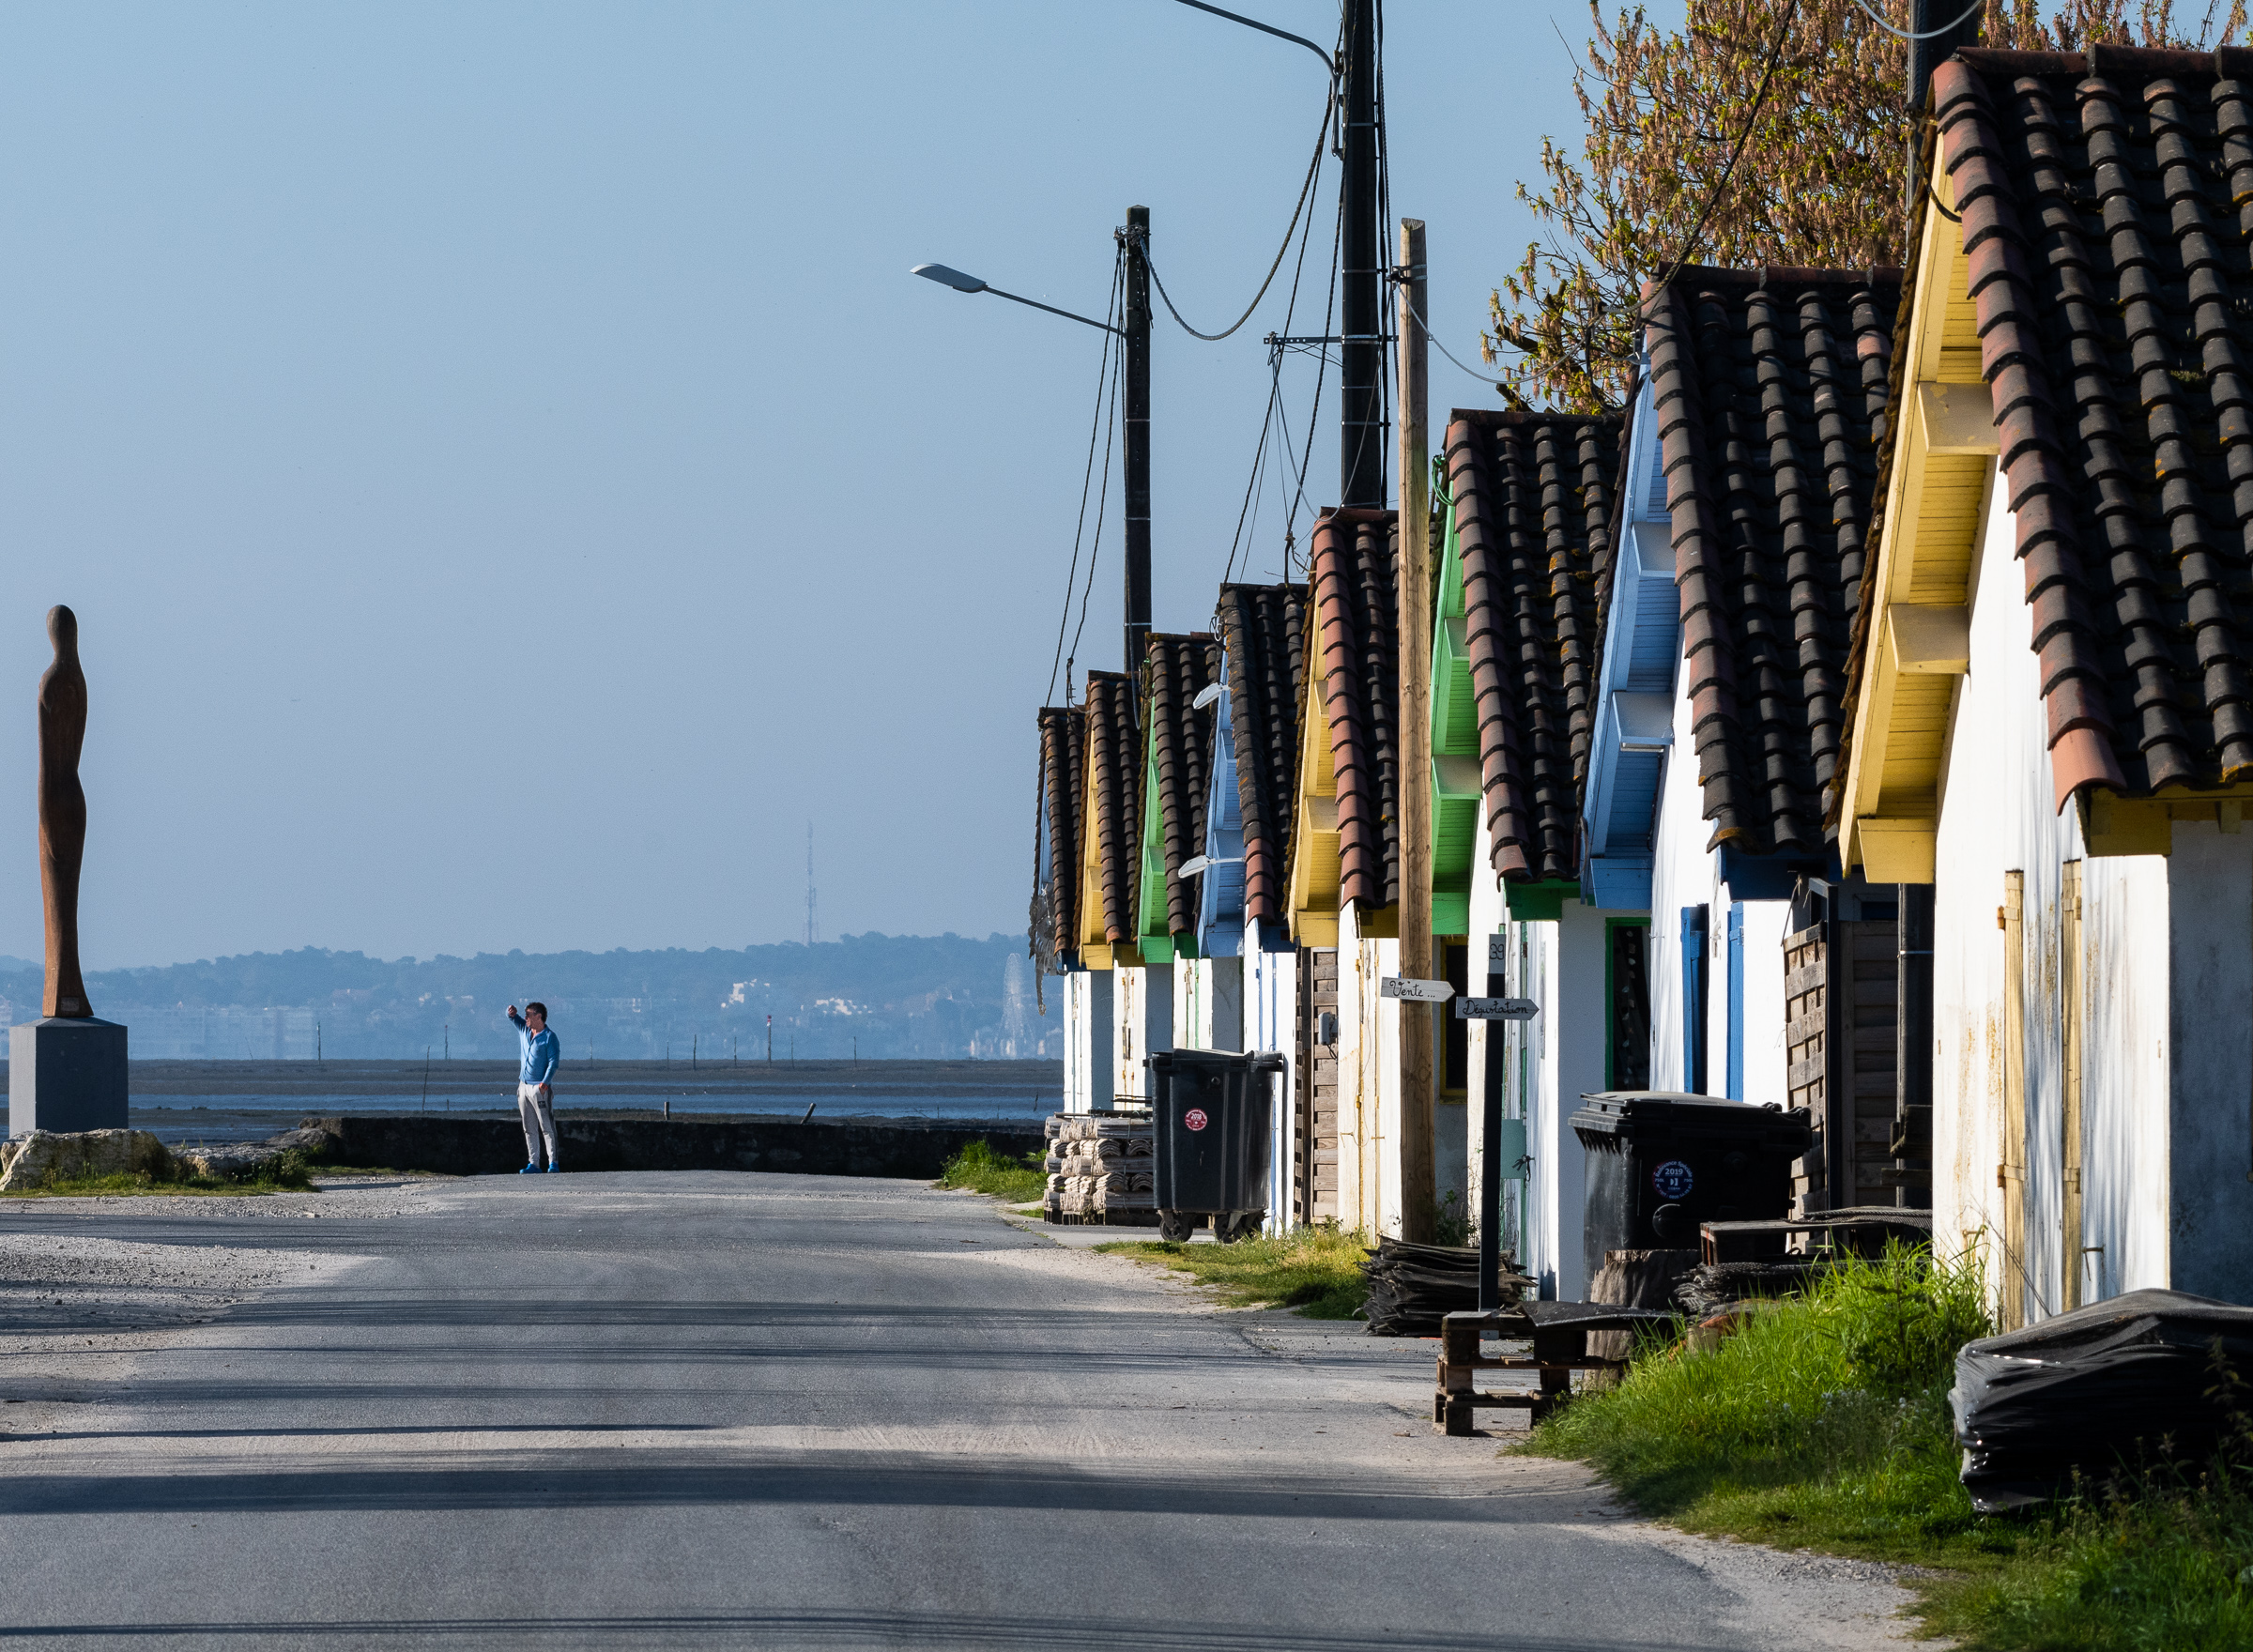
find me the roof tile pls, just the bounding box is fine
[1446,410,1622,883]
[1217,584,1304,929]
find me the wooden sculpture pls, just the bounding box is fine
[38,605,91,1019]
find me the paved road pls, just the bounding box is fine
[0,1173,1923,1649]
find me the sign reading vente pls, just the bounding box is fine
[1454,997,1539,1022]
[1379,976,1454,1003]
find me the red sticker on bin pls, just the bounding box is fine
[1183,1108,1209,1132]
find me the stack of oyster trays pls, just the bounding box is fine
[1041,1110,1157,1225]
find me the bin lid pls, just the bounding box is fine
[1570,1091,1811,1145]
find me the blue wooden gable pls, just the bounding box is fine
[1194,672,1248,958]
[1581,373,1680,910]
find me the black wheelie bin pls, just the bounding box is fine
[1148,1048,1285,1243]
[1570,1091,1811,1286]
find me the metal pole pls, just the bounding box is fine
[1339,0,1383,508]
[1479,1001,1504,1311]
[1124,205,1153,677]
[1396,217,1434,1245]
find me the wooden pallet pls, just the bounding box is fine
[1433,1302,1677,1435]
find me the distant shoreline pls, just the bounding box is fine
[0,1055,1063,1100]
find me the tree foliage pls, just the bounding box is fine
[1489,0,2248,413]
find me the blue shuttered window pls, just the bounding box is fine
[1725,902,1745,1101]
[1680,905,1709,1094]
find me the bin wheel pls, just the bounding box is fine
[1157,1211,1195,1243]
[1214,1212,1255,1244]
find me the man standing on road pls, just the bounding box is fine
[508,1002,562,1173]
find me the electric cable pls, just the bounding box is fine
[1044,252,1127,707]
[1847,0,1983,38]
[1064,316,1126,690]
[1139,65,1335,342]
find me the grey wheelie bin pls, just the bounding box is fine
[1148,1048,1285,1243]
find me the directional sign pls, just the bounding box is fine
[1455,996,1539,1022]
[1379,976,1454,1003]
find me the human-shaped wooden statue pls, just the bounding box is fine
[38,605,91,1019]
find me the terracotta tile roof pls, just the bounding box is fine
[1647,263,1902,857]
[1309,509,1402,910]
[1928,47,2253,800]
[1035,705,1083,965]
[1446,410,1623,882]
[1142,633,1217,939]
[1217,584,1305,928]
[1081,669,1141,945]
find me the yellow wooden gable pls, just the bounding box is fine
[1284,599,1341,947]
[1837,161,1998,883]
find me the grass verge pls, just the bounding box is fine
[4,1148,318,1199]
[1520,1246,2253,1648]
[1098,1225,1369,1319]
[934,1139,1048,1203]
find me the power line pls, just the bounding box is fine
[1065,308,1126,688]
[1044,251,1126,707]
[1847,0,1982,38]
[1139,59,1336,343]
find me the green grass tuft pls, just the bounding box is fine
[1099,1225,1369,1319]
[1522,1244,2253,1647]
[934,1139,1049,1203]
[4,1147,318,1199]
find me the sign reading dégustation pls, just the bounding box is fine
[1378,976,1454,1003]
[1453,997,1538,1022]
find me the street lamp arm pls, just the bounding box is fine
[1172,0,1336,74]
[981,284,1125,336]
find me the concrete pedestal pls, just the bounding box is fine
[9,1017,129,1136]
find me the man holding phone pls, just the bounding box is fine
[507,1002,562,1173]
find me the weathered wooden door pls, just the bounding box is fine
[1781,919,1898,1214]
[1295,945,1340,1224]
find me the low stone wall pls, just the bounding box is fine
[299,1114,1045,1180]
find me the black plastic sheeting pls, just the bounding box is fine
[1951,1288,2253,1511]
[1359,1237,1528,1337]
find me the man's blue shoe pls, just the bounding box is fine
[519,1162,539,1174]
[546,1161,563,1173]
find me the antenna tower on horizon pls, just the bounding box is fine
[805,820,820,947]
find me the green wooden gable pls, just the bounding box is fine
[1430,500,1479,936]
[1135,733,1189,962]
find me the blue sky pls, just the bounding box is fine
[0,2,1635,966]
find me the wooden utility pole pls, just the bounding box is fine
[1396,218,1435,1244]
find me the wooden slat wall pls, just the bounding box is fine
[1784,925,1828,1216]
[1297,946,1340,1224]
[1782,920,1898,1215]
[1845,923,1899,1208]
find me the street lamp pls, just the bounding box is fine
[911,262,1122,336]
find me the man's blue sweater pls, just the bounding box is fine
[508,1010,560,1086]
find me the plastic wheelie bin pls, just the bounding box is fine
[1147,1048,1284,1243]
[1570,1091,1812,1285]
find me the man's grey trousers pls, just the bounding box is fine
[518,1082,559,1167]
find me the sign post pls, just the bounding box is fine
[1468,950,1539,1313]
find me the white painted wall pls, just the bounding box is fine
[1929,462,2253,1317]
[1245,922,1298,1231]
[1337,917,1401,1237]
[1642,663,1792,1102]
[1064,970,1113,1113]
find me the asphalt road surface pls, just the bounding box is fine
[0,1172,1927,1650]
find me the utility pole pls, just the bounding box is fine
[1395,218,1434,1245]
[1339,0,1384,508]
[767,1013,773,1063]
[1123,205,1153,678]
